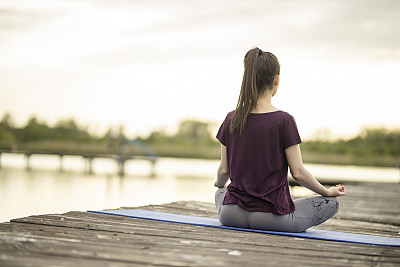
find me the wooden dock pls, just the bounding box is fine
[0,182,399,266]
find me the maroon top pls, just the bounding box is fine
[216,110,302,214]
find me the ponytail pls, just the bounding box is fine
[230,47,280,134]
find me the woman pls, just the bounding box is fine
[214,47,346,232]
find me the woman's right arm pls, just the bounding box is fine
[285,144,346,197]
[214,144,229,188]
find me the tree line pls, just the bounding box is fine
[0,114,217,156]
[301,128,400,157]
[0,114,96,145]
[0,113,399,166]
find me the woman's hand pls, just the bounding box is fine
[214,180,226,188]
[326,184,346,197]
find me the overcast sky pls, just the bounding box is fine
[0,0,399,139]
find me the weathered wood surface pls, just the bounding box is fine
[0,182,399,266]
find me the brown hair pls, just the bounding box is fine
[230,47,280,134]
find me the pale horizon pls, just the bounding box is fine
[1,0,399,141]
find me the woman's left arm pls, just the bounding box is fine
[214,144,229,188]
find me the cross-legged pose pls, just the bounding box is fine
[214,47,346,232]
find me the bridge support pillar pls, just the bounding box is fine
[58,154,64,172]
[117,157,125,177]
[25,153,31,171]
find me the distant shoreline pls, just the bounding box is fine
[1,146,398,168]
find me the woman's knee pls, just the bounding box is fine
[215,187,226,201]
[312,196,340,225]
[319,196,339,214]
[305,195,339,212]
[328,196,340,215]
[214,188,227,214]
[293,195,339,228]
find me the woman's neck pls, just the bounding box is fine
[251,90,278,113]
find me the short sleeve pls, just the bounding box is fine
[216,112,232,146]
[283,114,302,149]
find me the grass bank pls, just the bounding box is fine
[148,144,399,168]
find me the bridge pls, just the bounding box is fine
[0,149,159,177]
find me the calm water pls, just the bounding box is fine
[0,154,398,223]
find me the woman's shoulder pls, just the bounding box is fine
[277,110,296,119]
[224,110,235,120]
[267,110,298,125]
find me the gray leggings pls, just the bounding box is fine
[215,188,339,232]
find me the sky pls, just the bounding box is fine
[0,0,399,140]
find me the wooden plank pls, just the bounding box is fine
[1,182,400,266]
[5,210,399,260]
[1,217,397,267]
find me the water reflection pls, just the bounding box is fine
[0,155,398,223]
[0,156,219,223]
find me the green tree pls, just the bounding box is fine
[177,120,210,139]
[0,113,17,148]
[15,117,51,142]
[54,119,91,142]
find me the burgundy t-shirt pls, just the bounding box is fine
[216,110,302,215]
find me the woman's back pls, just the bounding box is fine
[217,110,301,214]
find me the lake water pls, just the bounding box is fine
[0,154,398,223]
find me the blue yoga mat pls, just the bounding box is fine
[88,209,400,247]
